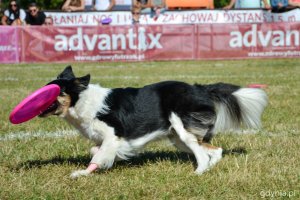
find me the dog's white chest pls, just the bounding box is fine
[66,108,113,144]
[63,84,113,144]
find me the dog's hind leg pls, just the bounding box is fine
[169,112,210,175]
[168,133,223,169]
[168,130,192,154]
[201,142,223,168]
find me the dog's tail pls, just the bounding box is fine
[202,83,268,134]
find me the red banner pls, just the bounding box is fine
[0,27,20,63]
[2,22,300,64]
[197,23,300,59]
[20,25,196,62]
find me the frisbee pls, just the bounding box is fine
[9,84,60,124]
[101,17,112,25]
[247,84,268,89]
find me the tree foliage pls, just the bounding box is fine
[214,0,230,8]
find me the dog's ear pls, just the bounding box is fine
[78,74,90,87]
[73,74,90,92]
[57,66,75,80]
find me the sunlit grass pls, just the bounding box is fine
[0,59,299,199]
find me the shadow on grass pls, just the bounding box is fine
[13,147,247,171]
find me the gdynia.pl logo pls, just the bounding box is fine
[260,190,297,198]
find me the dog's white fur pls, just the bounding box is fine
[213,88,268,133]
[233,88,268,129]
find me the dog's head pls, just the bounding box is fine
[39,66,90,118]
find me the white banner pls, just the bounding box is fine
[46,9,300,26]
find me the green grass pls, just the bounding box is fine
[0,60,299,199]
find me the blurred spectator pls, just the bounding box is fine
[1,0,26,25]
[62,0,85,12]
[94,0,115,11]
[25,3,46,25]
[43,16,54,26]
[224,0,271,9]
[151,0,165,9]
[132,0,165,21]
[85,0,94,10]
[132,1,142,24]
[150,0,165,20]
[288,0,300,7]
[112,0,132,11]
[270,0,288,10]
[133,0,150,8]
[270,0,300,10]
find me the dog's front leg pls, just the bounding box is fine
[70,138,119,179]
[70,164,96,179]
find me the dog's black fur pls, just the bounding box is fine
[96,81,241,142]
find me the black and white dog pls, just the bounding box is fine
[40,66,268,178]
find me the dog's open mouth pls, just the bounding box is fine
[39,101,59,117]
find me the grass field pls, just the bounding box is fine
[0,59,299,199]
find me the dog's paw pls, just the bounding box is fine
[194,165,210,175]
[194,160,210,175]
[208,148,223,167]
[70,169,91,179]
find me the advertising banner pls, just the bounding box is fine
[0,27,19,63]
[2,22,300,63]
[20,25,195,63]
[197,22,300,59]
[46,9,300,26]
[21,23,300,62]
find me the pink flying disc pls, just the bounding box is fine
[101,17,112,25]
[9,84,60,124]
[247,84,268,89]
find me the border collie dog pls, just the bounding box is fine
[40,66,268,178]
